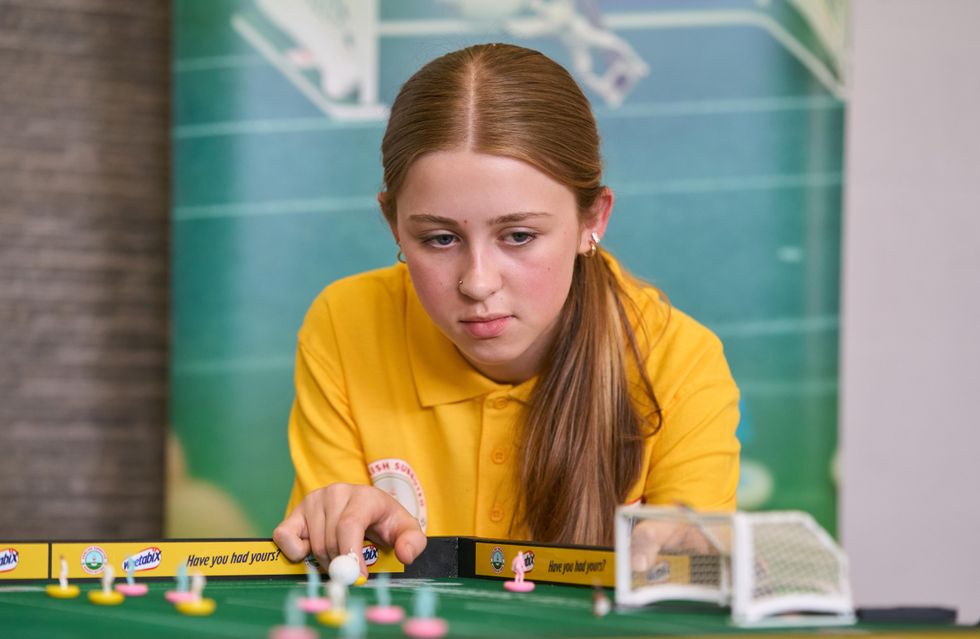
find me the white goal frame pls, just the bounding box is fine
[615,506,855,627]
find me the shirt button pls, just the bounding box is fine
[489,506,504,522]
[492,397,509,409]
[491,448,507,464]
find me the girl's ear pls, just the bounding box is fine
[379,192,399,244]
[578,187,614,253]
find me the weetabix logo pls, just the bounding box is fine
[520,550,535,573]
[0,548,19,573]
[122,548,162,573]
[648,559,671,583]
[361,544,379,567]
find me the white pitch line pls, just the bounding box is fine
[713,315,839,339]
[613,172,842,197]
[173,195,378,221]
[172,54,264,73]
[373,11,755,36]
[172,172,840,222]
[173,356,295,376]
[376,10,845,99]
[598,94,843,120]
[759,16,846,99]
[173,116,382,139]
[739,379,839,397]
[171,94,841,140]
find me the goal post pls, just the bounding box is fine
[615,506,855,627]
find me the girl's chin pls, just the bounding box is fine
[456,345,538,383]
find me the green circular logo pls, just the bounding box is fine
[490,547,505,573]
[81,546,107,575]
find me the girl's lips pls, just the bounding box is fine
[460,316,511,339]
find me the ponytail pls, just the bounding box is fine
[516,249,660,545]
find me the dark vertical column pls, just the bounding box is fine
[0,1,169,538]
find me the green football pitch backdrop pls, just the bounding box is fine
[170,0,845,537]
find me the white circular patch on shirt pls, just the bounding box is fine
[368,458,428,532]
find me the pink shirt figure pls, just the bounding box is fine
[511,552,526,584]
[504,550,535,593]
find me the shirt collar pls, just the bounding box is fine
[402,267,535,407]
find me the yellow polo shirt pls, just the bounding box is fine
[285,257,740,540]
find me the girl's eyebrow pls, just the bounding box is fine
[407,214,459,226]
[489,211,550,225]
[408,211,551,227]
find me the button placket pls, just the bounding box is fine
[479,393,517,530]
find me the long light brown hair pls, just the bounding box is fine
[379,43,661,546]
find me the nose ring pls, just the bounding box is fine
[457,279,463,290]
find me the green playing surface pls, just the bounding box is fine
[1,576,970,639]
[0,577,720,638]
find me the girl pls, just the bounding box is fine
[273,43,739,573]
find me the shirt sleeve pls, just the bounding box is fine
[643,330,741,511]
[284,297,372,515]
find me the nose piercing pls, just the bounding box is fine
[457,279,464,290]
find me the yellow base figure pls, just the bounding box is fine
[45,584,80,599]
[89,563,123,605]
[88,589,124,606]
[49,555,79,599]
[176,597,217,616]
[316,608,348,627]
[176,571,216,616]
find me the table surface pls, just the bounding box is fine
[0,576,976,639]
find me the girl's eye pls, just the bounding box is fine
[426,234,456,247]
[507,231,536,245]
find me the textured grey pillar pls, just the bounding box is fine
[0,1,169,538]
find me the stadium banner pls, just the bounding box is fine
[37,541,400,580]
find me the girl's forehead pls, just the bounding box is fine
[406,149,542,178]
[400,151,575,206]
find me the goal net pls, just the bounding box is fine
[615,506,854,627]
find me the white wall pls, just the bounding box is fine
[841,0,980,623]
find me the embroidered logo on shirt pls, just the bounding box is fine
[368,458,428,533]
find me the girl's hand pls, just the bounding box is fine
[630,513,727,573]
[273,483,427,576]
